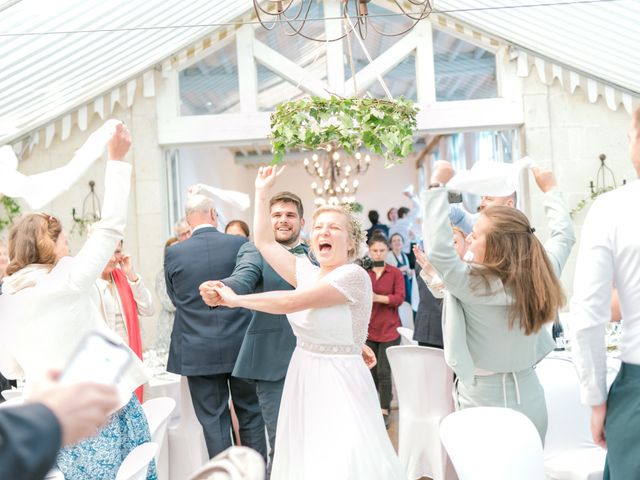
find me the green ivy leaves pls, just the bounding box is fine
[569,186,615,219]
[270,96,418,166]
[0,196,21,233]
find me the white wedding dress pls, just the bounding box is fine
[270,257,406,479]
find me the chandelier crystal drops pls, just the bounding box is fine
[252,0,433,42]
[303,144,371,206]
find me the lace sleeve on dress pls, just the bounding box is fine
[326,264,370,305]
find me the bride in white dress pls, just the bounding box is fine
[205,166,405,479]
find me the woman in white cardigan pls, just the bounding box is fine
[0,124,155,480]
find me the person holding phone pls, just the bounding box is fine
[0,376,119,480]
[0,123,156,480]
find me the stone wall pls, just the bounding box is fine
[13,88,165,347]
[520,70,634,298]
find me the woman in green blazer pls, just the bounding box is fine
[423,161,574,441]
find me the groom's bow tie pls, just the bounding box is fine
[288,244,307,255]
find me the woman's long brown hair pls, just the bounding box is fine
[6,213,62,276]
[473,206,565,335]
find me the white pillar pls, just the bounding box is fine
[415,21,436,104]
[236,25,258,113]
[323,0,345,96]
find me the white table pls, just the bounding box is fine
[145,372,209,480]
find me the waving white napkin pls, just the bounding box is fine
[188,183,251,211]
[447,157,533,196]
[0,119,121,209]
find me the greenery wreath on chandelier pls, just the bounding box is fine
[270,95,419,166]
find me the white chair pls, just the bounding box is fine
[188,446,265,480]
[115,442,158,480]
[398,301,415,330]
[536,358,606,480]
[1,387,23,401]
[396,326,418,346]
[168,377,209,480]
[0,397,23,409]
[387,345,455,480]
[142,397,176,480]
[440,407,545,480]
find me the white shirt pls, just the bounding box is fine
[570,179,640,405]
[192,223,215,233]
[93,274,154,344]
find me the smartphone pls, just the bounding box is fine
[59,331,132,385]
[448,191,463,204]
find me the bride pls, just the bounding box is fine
[201,166,405,479]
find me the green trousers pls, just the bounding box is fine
[604,362,640,479]
[454,366,548,442]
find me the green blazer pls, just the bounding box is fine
[223,242,308,382]
[422,188,576,384]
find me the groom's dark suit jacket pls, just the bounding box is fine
[164,226,252,376]
[222,242,306,382]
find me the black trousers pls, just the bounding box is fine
[366,337,401,410]
[187,373,267,460]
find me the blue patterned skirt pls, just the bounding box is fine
[57,394,157,480]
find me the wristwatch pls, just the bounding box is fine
[428,182,445,189]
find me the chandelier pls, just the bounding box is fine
[252,0,433,41]
[303,144,371,205]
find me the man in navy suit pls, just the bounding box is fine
[165,194,266,459]
[199,191,306,476]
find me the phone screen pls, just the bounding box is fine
[448,191,463,204]
[59,331,132,385]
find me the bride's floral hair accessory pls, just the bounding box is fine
[312,204,367,262]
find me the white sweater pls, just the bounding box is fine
[0,161,148,406]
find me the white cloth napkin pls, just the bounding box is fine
[447,157,533,196]
[188,183,250,211]
[0,119,121,209]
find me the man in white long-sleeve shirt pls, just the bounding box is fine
[570,106,640,479]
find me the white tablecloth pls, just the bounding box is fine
[145,372,209,480]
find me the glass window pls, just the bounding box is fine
[178,41,239,116]
[433,29,497,101]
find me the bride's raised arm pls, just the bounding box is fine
[254,165,297,286]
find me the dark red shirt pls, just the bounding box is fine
[367,264,405,342]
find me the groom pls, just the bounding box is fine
[200,191,307,476]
